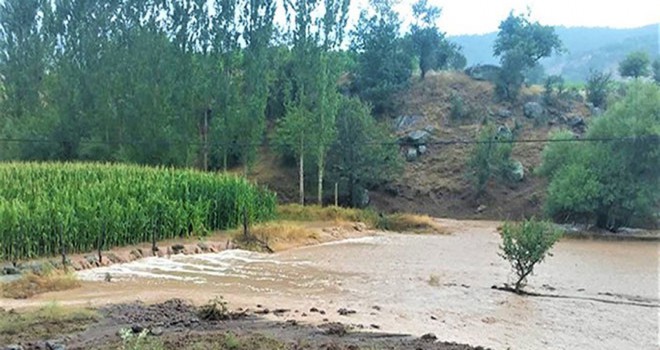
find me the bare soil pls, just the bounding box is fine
[2,299,489,350]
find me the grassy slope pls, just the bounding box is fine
[251,71,591,221]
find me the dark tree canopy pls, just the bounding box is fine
[350,0,413,116]
[493,12,562,100]
[618,51,651,78]
[409,0,465,79]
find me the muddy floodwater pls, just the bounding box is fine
[11,220,660,350]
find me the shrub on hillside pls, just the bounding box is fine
[539,82,660,230]
[586,69,612,109]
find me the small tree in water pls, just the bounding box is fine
[499,218,562,292]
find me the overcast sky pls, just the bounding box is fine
[350,0,660,36]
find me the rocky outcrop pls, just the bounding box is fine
[523,102,544,119]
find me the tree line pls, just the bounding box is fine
[0,0,464,206]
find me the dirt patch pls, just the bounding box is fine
[2,299,489,350]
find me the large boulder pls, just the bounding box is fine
[393,115,424,132]
[401,130,430,146]
[465,65,502,82]
[406,148,418,162]
[523,102,544,119]
[497,108,512,119]
[509,160,524,182]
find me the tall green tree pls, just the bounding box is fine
[278,0,348,204]
[653,58,660,84]
[493,12,562,101]
[239,0,276,170]
[0,0,51,159]
[408,0,465,79]
[327,96,401,207]
[618,51,651,78]
[351,0,412,115]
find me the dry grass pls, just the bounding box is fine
[1,270,80,299]
[379,213,450,234]
[245,221,320,251]
[277,204,378,225]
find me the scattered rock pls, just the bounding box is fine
[256,304,263,308]
[131,324,145,334]
[430,315,438,320]
[337,308,356,316]
[4,345,23,350]
[285,319,298,326]
[2,265,20,275]
[421,333,438,342]
[465,64,501,82]
[273,308,290,315]
[150,327,164,336]
[418,145,428,155]
[404,130,430,145]
[254,308,270,315]
[197,243,210,252]
[406,147,418,162]
[509,160,524,182]
[523,102,544,119]
[319,310,326,315]
[370,324,380,329]
[129,249,143,260]
[45,341,66,350]
[497,125,512,139]
[371,305,381,311]
[497,108,512,118]
[322,322,348,336]
[310,307,319,313]
[476,205,487,214]
[171,244,185,254]
[301,313,308,317]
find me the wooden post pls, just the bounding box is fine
[242,206,249,239]
[152,217,158,256]
[98,222,106,263]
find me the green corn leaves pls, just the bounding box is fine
[0,162,276,261]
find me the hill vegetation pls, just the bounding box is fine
[0,1,657,233]
[452,24,660,81]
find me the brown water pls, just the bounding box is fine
[9,220,660,349]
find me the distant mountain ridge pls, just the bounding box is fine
[450,24,659,82]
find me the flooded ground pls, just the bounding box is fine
[5,220,659,350]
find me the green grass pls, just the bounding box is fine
[0,302,97,344]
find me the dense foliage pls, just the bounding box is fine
[0,163,276,261]
[350,0,413,115]
[618,51,651,78]
[585,69,613,109]
[467,125,516,195]
[499,218,562,291]
[493,12,562,100]
[539,82,660,230]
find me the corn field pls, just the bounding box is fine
[0,162,276,261]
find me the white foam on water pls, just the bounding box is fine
[76,248,317,283]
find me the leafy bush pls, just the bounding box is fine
[540,82,660,229]
[468,125,516,195]
[0,163,276,261]
[586,69,612,108]
[618,51,651,78]
[499,218,562,292]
